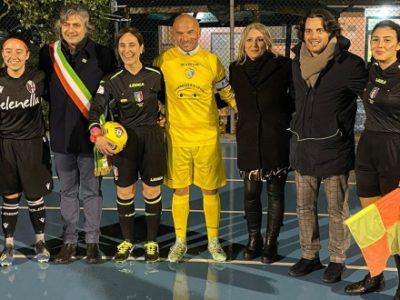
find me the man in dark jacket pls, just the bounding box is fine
[288,9,368,283]
[38,4,116,264]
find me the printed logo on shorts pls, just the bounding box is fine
[46,182,51,190]
[185,68,195,79]
[2,222,8,229]
[26,80,36,94]
[150,176,163,182]
[134,91,144,107]
[0,85,4,94]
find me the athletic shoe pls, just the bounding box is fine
[0,244,14,267]
[168,238,187,263]
[114,240,134,262]
[144,241,159,262]
[35,240,50,263]
[208,238,227,262]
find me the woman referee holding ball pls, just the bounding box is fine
[88,27,165,263]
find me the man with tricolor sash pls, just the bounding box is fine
[38,4,116,264]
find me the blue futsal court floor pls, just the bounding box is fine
[0,139,397,300]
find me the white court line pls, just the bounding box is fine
[13,206,327,217]
[7,254,398,272]
[50,176,357,185]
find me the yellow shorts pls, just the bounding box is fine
[165,143,226,190]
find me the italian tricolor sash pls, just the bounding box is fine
[49,41,92,119]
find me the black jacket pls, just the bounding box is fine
[230,53,294,171]
[38,38,116,154]
[289,36,368,177]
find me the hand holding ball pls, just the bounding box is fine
[101,122,128,154]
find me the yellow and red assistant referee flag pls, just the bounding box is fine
[344,188,400,277]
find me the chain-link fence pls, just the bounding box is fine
[1,1,398,133]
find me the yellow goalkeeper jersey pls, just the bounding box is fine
[154,47,236,146]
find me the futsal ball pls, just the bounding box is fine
[101,121,128,154]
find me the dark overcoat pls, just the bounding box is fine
[230,53,294,171]
[289,36,368,177]
[38,38,116,154]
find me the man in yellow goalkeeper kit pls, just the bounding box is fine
[154,14,236,262]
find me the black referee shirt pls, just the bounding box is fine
[364,60,400,133]
[89,66,164,129]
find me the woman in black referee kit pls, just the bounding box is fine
[0,35,52,266]
[345,20,400,299]
[89,27,165,263]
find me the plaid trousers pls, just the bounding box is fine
[295,171,351,263]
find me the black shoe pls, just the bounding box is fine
[322,262,345,283]
[394,289,400,300]
[243,233,263,260]
[288,258,324,277]
[261,239,278,264]
[86,243,101,264]
[54,243,77,264]
[344,273,385,295]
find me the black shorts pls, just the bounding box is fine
[0,137,53,198]
[355,130,400,197]
[111,126,166,187]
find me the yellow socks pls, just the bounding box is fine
[203,193,221,241]
[172,194,190,239]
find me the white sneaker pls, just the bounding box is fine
[208,238,226,262]
[168,238,187,263]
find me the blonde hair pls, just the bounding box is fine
[236,23,278,65]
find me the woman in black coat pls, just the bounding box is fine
[230,23,294,263]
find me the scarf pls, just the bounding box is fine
[300,37,337,88]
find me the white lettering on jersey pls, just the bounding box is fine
[0,94,40,110]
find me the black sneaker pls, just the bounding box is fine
[0,244,14,267]
[144,241,159,262]
[322,262,345,283]
[114,240,134,262]
[345,273,385,295]
[288,257,324,277]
